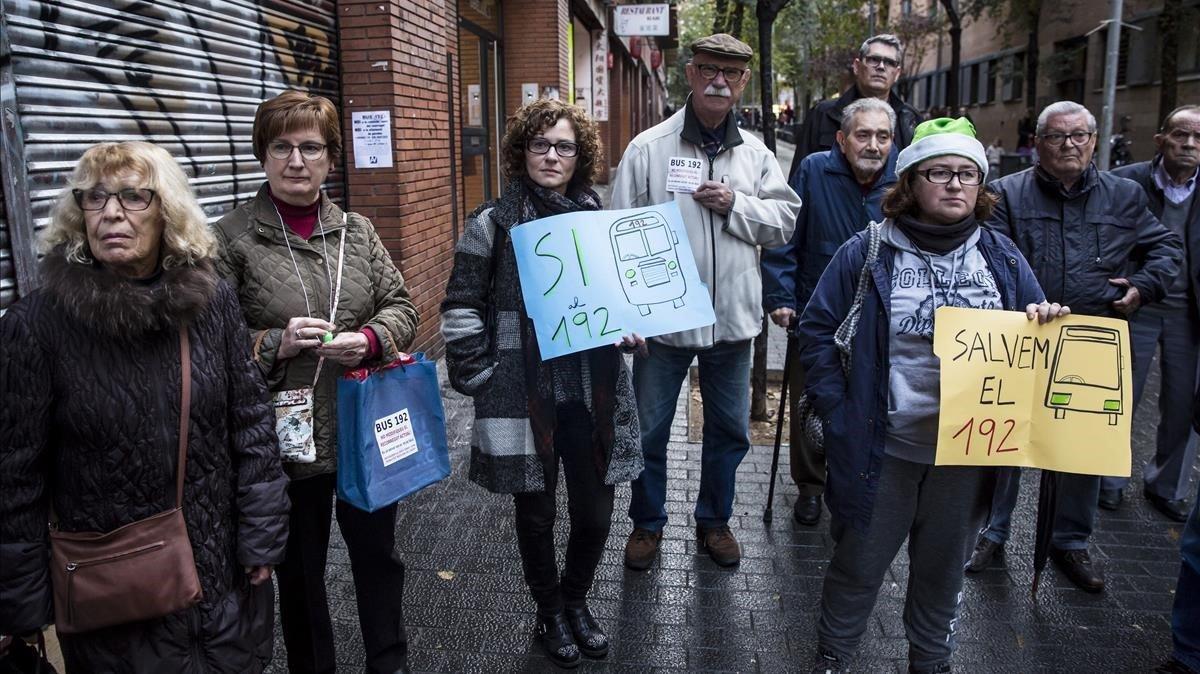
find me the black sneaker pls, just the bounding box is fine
[1098,488,1124,510]
[1050,547,1105,593]
[810,649,845,674]
[964,535,1005,573]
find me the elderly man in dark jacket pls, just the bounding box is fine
[966,101,1184,594]
[787,34,921,183]
[1100,105,1200,522]
[762,96,897,526]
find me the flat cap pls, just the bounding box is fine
[690,33,753,61]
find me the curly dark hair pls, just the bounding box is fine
[881,168,998,221]
[501,98,602,190]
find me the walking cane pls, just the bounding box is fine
[764,328,798,524]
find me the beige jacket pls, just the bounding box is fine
[609,104,801,349]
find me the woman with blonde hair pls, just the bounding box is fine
[0,141,289,671]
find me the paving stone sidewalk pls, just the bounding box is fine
[266,331,1193,673]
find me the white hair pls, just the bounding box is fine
[841,98,896,133]
[859,34,903,59]
[1036,101,1097,135]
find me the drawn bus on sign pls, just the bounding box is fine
[610,211,686,316]
[1044,325,1125,425]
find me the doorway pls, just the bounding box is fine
[459,6,504,213]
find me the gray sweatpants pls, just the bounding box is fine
[818,454,990,670]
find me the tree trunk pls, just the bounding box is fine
[1158,0,1183,123]
[750,0,789,421]
[941,0,962,110]
[1024,2,1040,112]
[731,2,746,40]
[714,0,730,34]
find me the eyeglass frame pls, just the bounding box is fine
[690,62,749,84]
[72,187,158,212]
[525,138,580,158]
[266,140,329,161]
[916,168,985,186]
[862,54,901,69]
[1037,131,1095,147]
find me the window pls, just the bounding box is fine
[1001,52,1025,102]
[983,58,997,103]
[902,0,913,15]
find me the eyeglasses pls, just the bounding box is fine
[73,187,157,212]
[267,141,328,161]
[1038,131,1094,147]
[526,138,579,158]
[693,63,748,84]
[917,168,984,186]
[863,55,901,69]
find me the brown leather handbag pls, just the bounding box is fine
[49,327,203,634]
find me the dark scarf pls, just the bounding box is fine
[896,213,979,256]
[521,176,602,220]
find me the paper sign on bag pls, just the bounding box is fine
[932,307,1132,476]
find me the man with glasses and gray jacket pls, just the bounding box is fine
[609,33,801,571]
[966,101,1183,594]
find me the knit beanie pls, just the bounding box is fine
[895,117,989,178]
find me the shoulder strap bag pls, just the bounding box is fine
[795,222,883,451]
[49,326,203,634]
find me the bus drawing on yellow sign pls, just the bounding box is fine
[610,211,687,316]
[1044,325,1125,425]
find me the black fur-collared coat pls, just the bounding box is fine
[0,250,290,672]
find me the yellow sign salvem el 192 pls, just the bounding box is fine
[932,306,1132,477]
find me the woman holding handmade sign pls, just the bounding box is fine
[798,118,1070,673]
[213,91,418,674]
[442,98,645,668]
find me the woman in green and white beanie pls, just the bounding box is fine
[800,118,1069,673]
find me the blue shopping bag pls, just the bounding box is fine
[336,353,450,512]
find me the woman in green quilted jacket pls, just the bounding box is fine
[213,90,418,674]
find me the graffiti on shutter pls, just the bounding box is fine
[1,0,342,300]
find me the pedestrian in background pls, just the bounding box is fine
[985,137,1003,180]
[610,33,800,571]
[787,34,922,182]
[441,98,645,669]
[214,90,419,674]
[967,101,1182,594]
[800,118,1066,674]
[0,141,289,671]
[761,97,898,527]
[1103,105,1200,522]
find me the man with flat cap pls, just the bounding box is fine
[610,33,801,571]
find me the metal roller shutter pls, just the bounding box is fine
[0,186,14,312]
[0,0,342,301]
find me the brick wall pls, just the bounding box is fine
[503,0,569,117]
[338,0,458,356]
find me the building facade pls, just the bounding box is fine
[0,0,672,353]
[891,0,1200,157]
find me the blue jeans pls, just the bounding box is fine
[980,467,1098,551]
[1102,304,1200,500]
[1174,497,1200,670]
[629,339,752,531]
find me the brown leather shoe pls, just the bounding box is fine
[624,528,662,570]
[696,525,741,566]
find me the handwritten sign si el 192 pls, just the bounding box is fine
[932,307,1131,476]
[510,202,716,360]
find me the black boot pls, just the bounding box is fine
[535,613,581,668]
[564,604,608,658]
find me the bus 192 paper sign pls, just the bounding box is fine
[510,202,716,360]
[932,306,1132,477]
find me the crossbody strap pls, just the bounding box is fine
[833,222,882,373]
[176,325,191,508]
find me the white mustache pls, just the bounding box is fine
[704,84,732,98]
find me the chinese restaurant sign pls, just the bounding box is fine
[932,307,1131,476]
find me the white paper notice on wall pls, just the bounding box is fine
[373,407,419,467]
[351,110,394,169]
